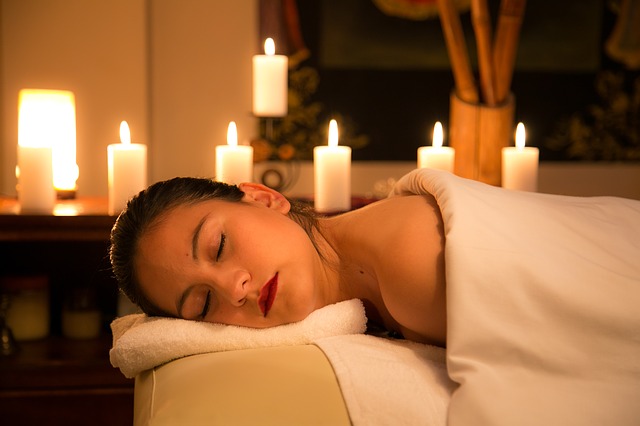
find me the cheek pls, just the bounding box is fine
[210,304,255,327]
[243,215,316,259]
[280,219,318,256]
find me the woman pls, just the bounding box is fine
[110,175,448,347]
[111,169,640,424]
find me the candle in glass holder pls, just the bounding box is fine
[1,275,50,341]
[16,90,73,212]
[502,122,539,191]
[314,119,351,213]
[417,121,455,172]
[252,38,288,117]
[62,285,100,340]
[215,121,254,184]
[16,145,54,213]
[107,121,147,215]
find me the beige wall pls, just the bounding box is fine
[1,0,257,197]
[150,0,256,183]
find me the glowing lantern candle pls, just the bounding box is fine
[417,121,455,172]
[252,38,288,117]
[16,89,76,212]
[215,121,254,185]
[502,122,539,191]
[48,91,78,197]
[314,119,351,213]
[107,121,147,215]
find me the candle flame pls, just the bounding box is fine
[515,122,526,149]
[227,121,238,147]
[328,119,339,147]
[432,121,443,148]
[120,121,131,145]
[264,38,275,56]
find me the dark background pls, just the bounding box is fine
[289,0,637,162]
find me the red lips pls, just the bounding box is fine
[258,273,278,317]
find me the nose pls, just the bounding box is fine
[217,268,250,306]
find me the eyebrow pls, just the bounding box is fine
[191,215,208,261]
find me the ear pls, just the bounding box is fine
[237,182,291,214]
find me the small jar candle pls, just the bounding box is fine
[1,276,50,341]
[62,285,101,339]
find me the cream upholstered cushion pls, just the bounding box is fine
[134,344,350,426]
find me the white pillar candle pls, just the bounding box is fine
[314,119,351,213]
[252,38,288,117]
[502,122,539,191]
[417,121,455,172]
[215,121,254,185]
[107,121,147,215]
[17,90,63,212]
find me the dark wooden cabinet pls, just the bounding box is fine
[0,197,134,426]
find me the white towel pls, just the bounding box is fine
[110,299,367,378]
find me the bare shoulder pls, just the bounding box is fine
[338,195,447,345]
[378,196,447,345]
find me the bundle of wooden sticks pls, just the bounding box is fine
[437,0,526,106]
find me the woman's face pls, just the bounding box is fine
[134,183,325,328]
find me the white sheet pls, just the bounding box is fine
[316,334,455,426]
[391,169,640,425]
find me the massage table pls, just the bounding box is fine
[133,345,351,425]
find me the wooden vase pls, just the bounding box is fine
[449,92,515,186]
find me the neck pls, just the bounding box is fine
[313,214,385,320]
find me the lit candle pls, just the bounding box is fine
[107,121,147,215]
[47,91,78,196]
[502,122,539,191]
[16,89,60,212]
[215,121,254,185]
[252,38,288,117]
[417,121,455,172]
[18,89,78,197]
[314,119,351,213]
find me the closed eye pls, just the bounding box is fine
[200,290,211,319]
[216,233,226,260]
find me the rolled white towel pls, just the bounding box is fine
[110,299,367,378]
